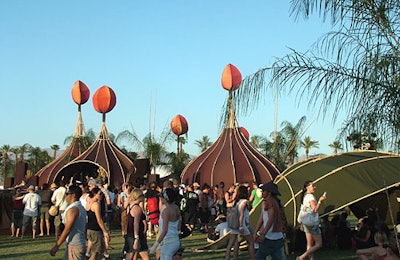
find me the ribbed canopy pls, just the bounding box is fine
[181,96,280,186]
[57,122,135,188]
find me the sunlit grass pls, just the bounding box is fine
[0,229,358,259]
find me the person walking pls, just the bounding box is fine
[225,185,255,260]
[254,182,285,260]
[21,185,42,239]
[51,180,68,241]
[296,181,327,260]
[50,185,87,259]
[85,187,110,260]
[124,188,149,260]
[150,188,182,260]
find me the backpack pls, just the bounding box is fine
[227,202,240,230]
[147,197,160,225]
[180,197,187,212]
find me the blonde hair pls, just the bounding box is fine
[130,188,144,201]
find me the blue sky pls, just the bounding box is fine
[0,1,343,157]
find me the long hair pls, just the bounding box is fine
[300,180,313,203]
[235,185,249,202]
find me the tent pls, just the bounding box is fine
[276,150,400,227]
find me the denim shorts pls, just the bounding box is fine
[303,223,321,235]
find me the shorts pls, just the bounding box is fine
[199,208,210,224]
[124,236,148,253]
[12,210,23,228]
[303,223,321,235]
[22,215,38,229]
[54,210,65,227]
[65,243,86,260]
[40,207,50,221]
[184,211,197,226]
[87,229,105,254]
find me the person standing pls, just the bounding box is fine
[124,188,149,260]
[183,184,199,232]
[11,188,24,238]
[254,182,285,260]
[50,185,87,260]
[37,183,53,236]
[150,188,182,260]
[51,180,68,241]
[249,182,263,209]
[225,185,255,260]
[21,185,42,239]
[296,181,327,260]
[145,181,160,239]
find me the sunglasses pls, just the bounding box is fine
[307,184,316,188]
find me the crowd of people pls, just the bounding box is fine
[8,178,400,260]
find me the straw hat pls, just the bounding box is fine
[50,183,58,189]
[193,182,200,187]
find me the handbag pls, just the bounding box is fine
[297,203,319,226]
[49,205,59,216]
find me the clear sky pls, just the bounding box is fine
[0,1,344,157]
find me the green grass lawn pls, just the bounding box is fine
[0,229,359,260]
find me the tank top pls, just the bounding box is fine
[158,210,180,240]
[87,208,101,231]
[65,201,87,246]
[126,204,146,238]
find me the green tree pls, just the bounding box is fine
[194,136,212,152]
[235,0,400,151]
[27,146,51,176]
[0,145,11,186]
[280,116,307,165]
[17,143,32,162]
[50,144,60,159]
[300,136,320,159]
[329,140,343,155]
[250,135,262,150]
[165,150,191,181]
[116,127,173,174]
[64,128,96,150]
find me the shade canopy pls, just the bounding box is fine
[60,123,135,188]
[181,127,280,186]
[276,150,400,226]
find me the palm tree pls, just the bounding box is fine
[165,151,191,181]
[116,126,173,174]
[300,136,320,159]
[17,143,32,162]
[194,136,212,152]
[234,1,400,151]
[64,128,96,150]
[0,145,11,186]
[50,144,60,159]
[250,135,262,150]
[280,116,307,165]
[329,140,343,155]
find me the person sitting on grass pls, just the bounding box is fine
[207,214,229,243]
[356,231,388,260]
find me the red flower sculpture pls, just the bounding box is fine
[221,64,242,91]
[71,80,90,105]
[170,114,189,136]
[92,85,116,113]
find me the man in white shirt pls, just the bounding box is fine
[51,180,68,241]
[21,185,42,239]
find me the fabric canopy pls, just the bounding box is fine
[276,150,400,226]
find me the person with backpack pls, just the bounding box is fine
[182,184,199,232]
[225,185,255,260]
[145,181,160,239]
